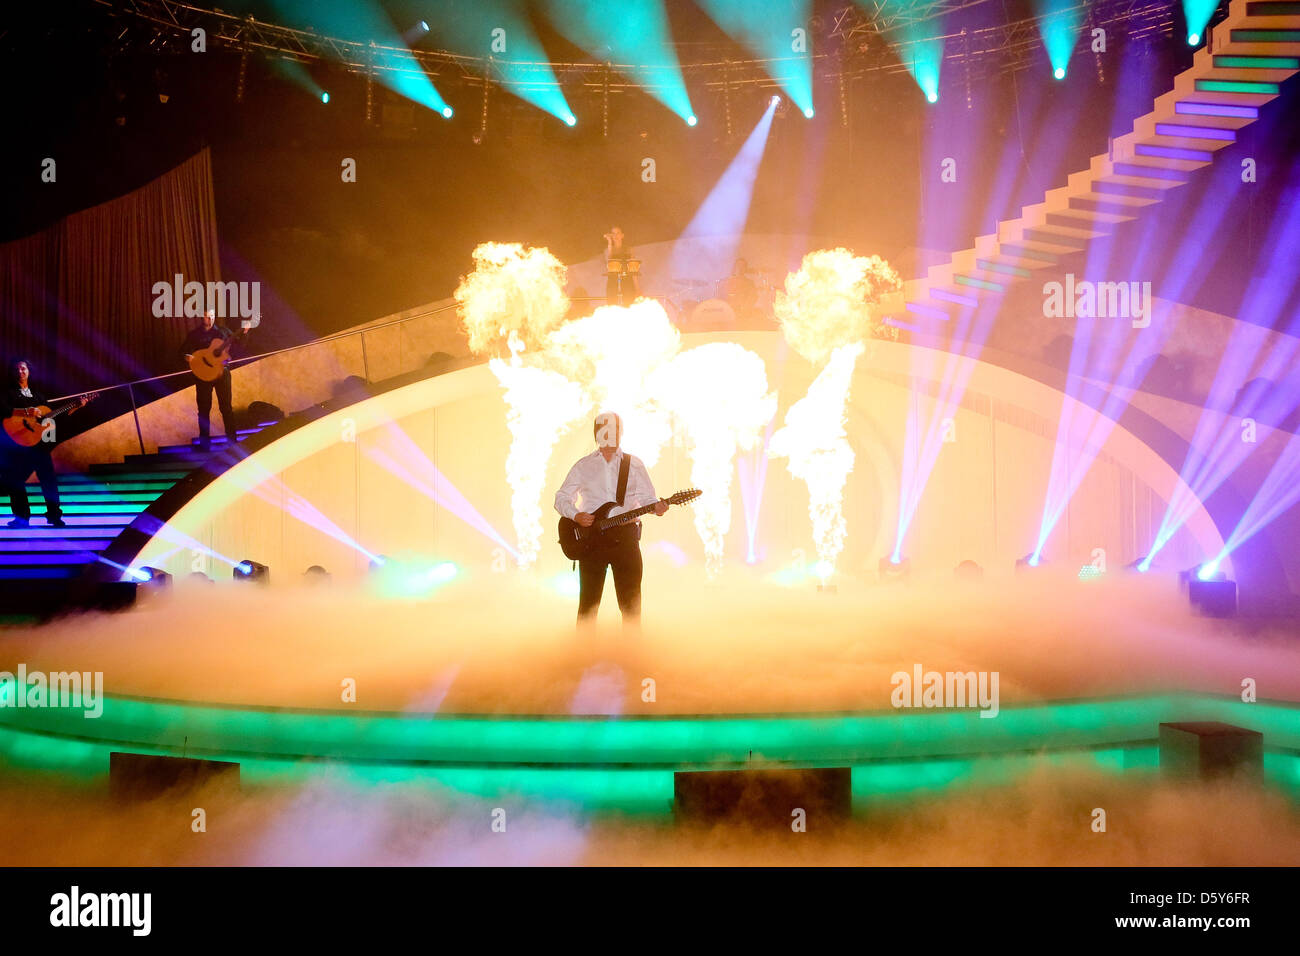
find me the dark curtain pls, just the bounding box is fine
[0,149,220,396]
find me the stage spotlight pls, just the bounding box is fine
[687,114,698,126]
[402,20,431,44]
[441,106,454,118]
[234,559,269,584]
[803,107,814,118]
[1053,66,1066,80]
[879,556,911,583]
[321,92,330,105]
[1016,553,1044,572]
[770,95,781,107]
[134,567,172,592]
[370,555,389,572]
[1178,563,1224,592]
[955,560,984,581]
[1188,32,1201,45]
[1126,557,1154,574]
[925,91,938,104]
[563,113,577,127]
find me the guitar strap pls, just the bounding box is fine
[615,453,631,507]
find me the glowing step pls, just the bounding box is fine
[1174,101,1260,118]
[1153,122,1238,141]
[953,275,1006,294]
[931,287,982,307]
[1212,54,1300,69]
[1195,79,1281,94]
[1135,143,1214,162]
[904,300,956,321]
[975,259,1033,278]
[1231,29,1300,42]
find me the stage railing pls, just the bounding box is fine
[51,294,697,458]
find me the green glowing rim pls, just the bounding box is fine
[1,690,1297,811]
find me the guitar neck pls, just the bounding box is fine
[596,500,661,530]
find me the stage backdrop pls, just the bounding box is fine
[131,333,1226,588]
[0,149,220,393]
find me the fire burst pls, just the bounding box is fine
[455,242,570,356]
[650,343,775,575]
[545,300,681,466]
[769,249,901,579]
[490,361,588,568]
[457,242,583,567]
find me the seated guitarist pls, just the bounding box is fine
[554,412,667,629]
[179,308,246,449]
[1,359,87,528]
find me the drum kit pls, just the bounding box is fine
[665,267,779,328]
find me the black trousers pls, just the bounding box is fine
[195,370,234,440]
[2,446,61,521]
[577,533,643,624]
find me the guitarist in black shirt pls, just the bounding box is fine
[180,308,247,449]
[1,359,86,528]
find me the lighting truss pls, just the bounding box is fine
[93,0,1187,101]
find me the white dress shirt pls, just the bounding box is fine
[554,448,658,521]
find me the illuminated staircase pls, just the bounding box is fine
[901,0,1300,322]
[0,428,273,617]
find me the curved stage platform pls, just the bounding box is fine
[3,564,1299,814]
[2,687,1298,814]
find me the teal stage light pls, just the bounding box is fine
[903,34,944,105]
[687,114,698,126]
[441,106,453,118]
[320,91,330,104]
[564,113,577,127]
[698,0,813,117]
[270,0,452,117]
[1036,1,1085,87]
[1182,0,1218,51]
[544,0,695,123]
[803,106,814,118]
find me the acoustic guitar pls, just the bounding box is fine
[188,317,258,383]
[557,487,701,561]
[2,392,99,448]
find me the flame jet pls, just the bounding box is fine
[767,249,902,578]
[544,299,681,467]
[457,243,585,567]
[649,343,776,575]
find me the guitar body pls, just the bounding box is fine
[189,338,231,382]
[1,392,98,449]
[2,406,53,448]
[558,502,630,561]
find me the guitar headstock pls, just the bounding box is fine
[666,488,703,506]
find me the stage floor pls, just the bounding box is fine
[1,567,1298,817]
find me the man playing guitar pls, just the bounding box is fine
[180,308,249,449]
[1,359,88,528]
[554,412,667,630]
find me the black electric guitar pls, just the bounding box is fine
[558,488,701,560]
